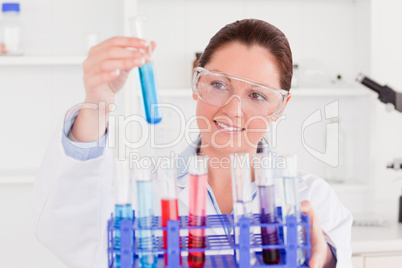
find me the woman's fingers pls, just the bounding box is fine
[84,50,150,76]
[85,69,122,90]
[150,40,157,51]
[86,47,144,67]
[91,57,145,76]
[82,36,157,104]
[301,200,336,268]
[88,46,152,67]
[88,36,148,56]
[84,45,153,77]
[301,200,316,225]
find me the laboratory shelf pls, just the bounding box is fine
[0,55,86,66]
[290,87,370,97]
[107,211,311,268]
[0,169,37,184]
[0,175,35,184]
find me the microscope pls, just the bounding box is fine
[356,74,402,222]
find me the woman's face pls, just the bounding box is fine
[194,42,286,155]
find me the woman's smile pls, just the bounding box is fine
[214,120,246,134]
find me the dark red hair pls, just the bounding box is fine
[198,19,293,91]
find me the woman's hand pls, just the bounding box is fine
[69,37,156,142]
[301,200,336,268]
[83,36,155,107]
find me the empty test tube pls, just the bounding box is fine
[280,155,306,266]
[231,153,253,222]
[230,153,256,265]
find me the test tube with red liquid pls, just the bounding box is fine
[254,152,281,265]
[158,157,181,266]
[188,155,208,268]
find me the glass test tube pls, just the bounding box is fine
[135,165,158,268]
[129,16,162,124]
[188,155,208,268]
[231,153,253,222]
[230,153,256,265]
[158,158,181,266]
[254,153,281,265]
[280,155,306,266]
[113,159,133,268]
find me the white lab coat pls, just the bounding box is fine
[32,115,353,268]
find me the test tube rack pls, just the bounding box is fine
[107,211,311,268]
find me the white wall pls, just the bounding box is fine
[139,0,371,89]
[0,0,122,171]
[368,0,402,217]
[0,1,123,267]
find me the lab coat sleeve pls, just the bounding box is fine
[32,108,114,268]
[61,105,108,161]
[302,175,353,268]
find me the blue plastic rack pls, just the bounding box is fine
[107,211,311,268]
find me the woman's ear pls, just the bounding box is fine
[192,68,198,101]
[272,93,291,122]
[192,67,199,101]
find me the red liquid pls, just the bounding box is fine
[188,215,206,268]
[188,173,208,268]
[161,198,181,266]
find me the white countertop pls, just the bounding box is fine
[352,220,402,254]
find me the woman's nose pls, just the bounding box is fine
[221,95,243,117]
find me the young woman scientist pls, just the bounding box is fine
[33,19,352,268]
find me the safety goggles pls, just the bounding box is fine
[192,67,290,118]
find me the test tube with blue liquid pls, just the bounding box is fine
[130,16,162,124]
[254,152,281,264]
[113,159,134,268]
[280,155,306,266]
[134,164,158,267]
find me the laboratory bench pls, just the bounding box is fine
[351,219,402,267]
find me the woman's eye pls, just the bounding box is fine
[211,82,227,90]
[250,92,266,101]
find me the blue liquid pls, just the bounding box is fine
[136,180,158,268]
[114,204,133,268]
[137,62,162,124]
